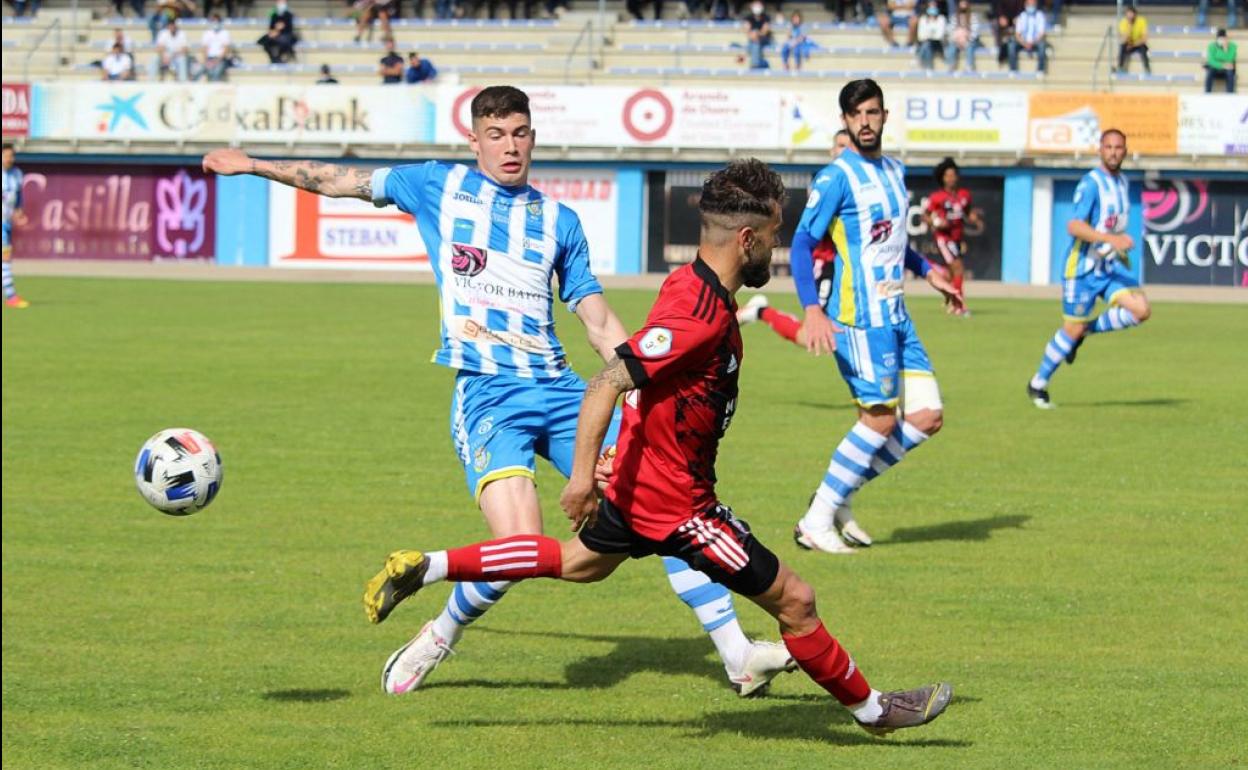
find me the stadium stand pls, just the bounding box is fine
[2,1,1243,90]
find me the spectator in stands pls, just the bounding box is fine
[916,0,946,69]
[353,0,396,44]
[498,0,538,18]
[827,0,870,23]
[148,0,197,41]
[1117,5,1150,74]
[1205,28,1238,92]
[626,0,664,20]
[11,0,40,16]
[743,2,772,69]
[947,0,979,71]
[316,63,340,83]
[405,51,438,81]
[258,2,297,62]
[112,0,146,18]
[781,10,814,70]
[1197,0,1240,30]
[112,27,136,55]
[878,0,918,48]
[101,42,136,80]
[990,0,1023,64]
[1008,0,1047,73]
[379,37,405,83]
[201,13,232,80]
[545,0,569,18]
[153,17,191,81]
[1046,0,1062,30]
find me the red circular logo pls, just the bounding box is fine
[451,87,484,139]
[622,89,674,143]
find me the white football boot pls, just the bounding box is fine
[793,521,857,555]
[729,640,798,698]
[736,294,769,325]
[381,620,455,695]
[834,504,873,548]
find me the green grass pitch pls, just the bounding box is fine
[3,276,1246,769]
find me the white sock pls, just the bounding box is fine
[709,618,751,673]
[800,493,839,534]
[850,689,884,723]
[1030,375,1048,390]
[422,551,448,585]
[431,604,463,644]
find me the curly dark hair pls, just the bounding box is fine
[699,159,786,224]
[933,156,959,184]
[471,86,531,123]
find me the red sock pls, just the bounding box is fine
[759,307,801,343]
[953,273,964,294]
[445,534,563,581]
[782,621,872,705]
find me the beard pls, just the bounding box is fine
[742,244,773,288]
[849,128,881,154]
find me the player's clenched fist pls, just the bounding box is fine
[202,148,254,176]
[560,478,599,532]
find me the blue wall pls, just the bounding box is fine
[214,176,270,267]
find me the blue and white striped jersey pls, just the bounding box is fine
[2,166,22,226]
[796,149,910,329]
[1063,167,1130,280]
[371,161,603,379]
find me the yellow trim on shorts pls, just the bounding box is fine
[474,467,536,502]
[854,397,900,410]
[1063,313,1096,322]
[901,369,936,379]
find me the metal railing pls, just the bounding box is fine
[1091,24,1114,90]
[22,17,63,81]
[564,18,596,83]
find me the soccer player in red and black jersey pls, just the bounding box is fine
[364,159,953,736]
[924,157,982,316]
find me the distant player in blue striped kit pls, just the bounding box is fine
[2,144,31,309]
[789,80,963,554]
[202,86,795,698]
[1027,129,1152,409]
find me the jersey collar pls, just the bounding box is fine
[693,255,733,310]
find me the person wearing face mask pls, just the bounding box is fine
[1008,0,1047,73]
[1205,28,1238,93]
[258,1,298,62]
[946,0,979,71]
[200,13,233,81]
[743,1,772,69]
[915,0,946,69]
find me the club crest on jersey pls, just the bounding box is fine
[527,201,542,217]
[639,327,672,358]
[869,220,893,245]
[879,375,896,396]
[473,444,491,473]
[452,243,488,277]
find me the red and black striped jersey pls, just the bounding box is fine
[610,257,742,541]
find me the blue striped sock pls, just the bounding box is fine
[663,556,750,672]
[857,421,930,488]
[1090,306,1139,334]
[1032,329,1075,388]
[800,423,889,532]
[431,580,513,643]
[2,260,13,299]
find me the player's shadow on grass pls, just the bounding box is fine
[424,628,726,692]
[883,514,1030,545]
[791,400,856,412]
[433,701,970,747]
[1065,398,1189,408]
[261,688,350,703]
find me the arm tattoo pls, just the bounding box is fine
[258,161,370,199]
[586,355,635,397]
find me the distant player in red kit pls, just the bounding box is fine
[364,159,954,737]
[925,157,982,317]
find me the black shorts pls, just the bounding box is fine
[578,498,781,597]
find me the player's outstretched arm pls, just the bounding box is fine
[574,293,630,363]
[559,355,635,532]
[202,148,373,200]
[1067,218,1133,254]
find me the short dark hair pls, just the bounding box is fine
[834,129,850,139]
[2,143,13,153]
[471,85,531,123]
[699,158,786,227]
[933,156,959,183]
[1101,128,1126,143]
[839,78,885,114]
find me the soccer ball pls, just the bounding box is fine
[134,428,223,516]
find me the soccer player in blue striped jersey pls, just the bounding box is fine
[2,144,30,309]
[1027,129,1152,409]
[202,86,794,697]
[789,79,963,554]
